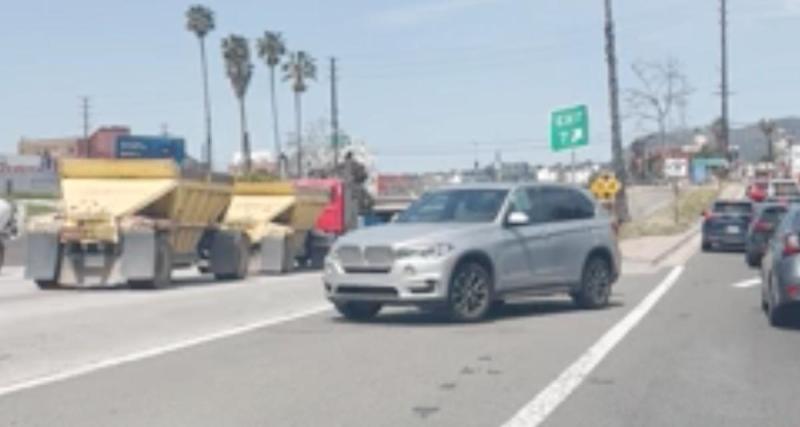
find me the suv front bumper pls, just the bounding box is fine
[323,256,456,304]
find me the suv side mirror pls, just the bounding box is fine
[506,211,530,227]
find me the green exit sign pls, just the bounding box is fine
[550,105,589,152]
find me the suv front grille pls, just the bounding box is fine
[336,245,394,274]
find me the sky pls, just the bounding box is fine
[0,0,798,173]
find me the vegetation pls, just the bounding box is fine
[283,51,317,177]
[222,34,254,174]
[185,5,215,169]
[619,186,719,238]
[257,31,288,176]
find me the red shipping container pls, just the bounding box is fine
[87,126,130,158]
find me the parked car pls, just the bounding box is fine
[701,200,754,252]
[745,203,788,267]
[323,183,621,322]
[760,206,800,326]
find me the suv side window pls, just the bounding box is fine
[527,187,595,223]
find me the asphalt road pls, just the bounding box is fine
[0,241,797,426]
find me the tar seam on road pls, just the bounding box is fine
[500,265,685,427]
[0,303,331,398]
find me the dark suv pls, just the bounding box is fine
[702,200,754,252]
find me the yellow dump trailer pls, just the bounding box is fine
[224,181,328,273]
[26,159,250,289]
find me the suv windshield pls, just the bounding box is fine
[397,189,508,223]
[713,202,752,216]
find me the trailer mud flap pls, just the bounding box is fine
[25,232,60,281]
[121,230,157,281]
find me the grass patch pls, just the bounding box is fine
[620,186,719,239]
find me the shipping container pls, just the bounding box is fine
[115,135,186,163]
[88,126,130,158]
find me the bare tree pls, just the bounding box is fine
[626,58,693,151]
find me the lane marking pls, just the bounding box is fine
[501,266,685,427]
[0,303,331,398]
[732,278,760,289]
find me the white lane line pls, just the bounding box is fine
[732,278,760,289]
[0,303,331,398]
[501,266,685,427]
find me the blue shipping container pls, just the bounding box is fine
[115,135,186,163]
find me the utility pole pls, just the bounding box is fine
[81,96,91,157]
[603,0,630,222]
[719,0,731,159]
[330,57,341,171]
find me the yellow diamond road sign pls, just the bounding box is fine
[591,173,621,202]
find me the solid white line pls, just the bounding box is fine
[732,278,760,289]
[501,266,685,427]
[0,303,331,398]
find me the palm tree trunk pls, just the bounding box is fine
[269,66,283,178]
[604,0,630,222]
[239,97,252,174]
[199,37,213,171]
[294,91,303,178]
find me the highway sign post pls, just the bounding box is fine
[550,105,589,183]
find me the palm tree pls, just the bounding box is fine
[222,35,254,174]
[185,5,215,170]
[283,51,317,177]
[256,31,288,177]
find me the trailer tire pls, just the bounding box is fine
[0,240,5,273]
[129,235,172,290]
[215,234,250,281]
[35,280,58,290]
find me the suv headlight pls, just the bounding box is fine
[395,243,454,259]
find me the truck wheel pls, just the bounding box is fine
[129,236,172,289]
[334,301,382,321]
[215,234,250,281]
[0,240,5,273]
[573,256,612,309]
[447,260,493,322]
[35,280,59,290]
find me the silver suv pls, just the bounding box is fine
[323,183,621,322]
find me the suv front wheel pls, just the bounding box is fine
[572,256,612,309]
[447,261,493,322]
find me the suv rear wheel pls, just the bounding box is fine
[573,256,612,309]
[447,261,493,322]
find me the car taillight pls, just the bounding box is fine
[753,220,772,233]
[783,234,800,257]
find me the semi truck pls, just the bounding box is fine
[25,159,250,289]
